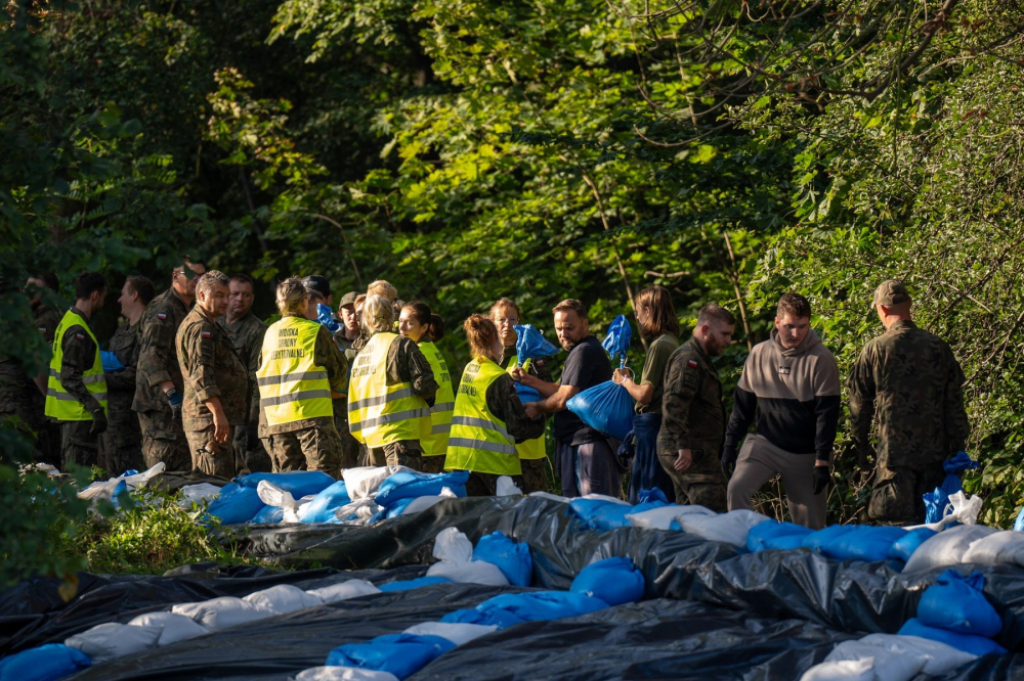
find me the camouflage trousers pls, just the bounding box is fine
[367,441,423,471]
[263,422,343,479]
[60,420,99,470]
[138,409,191,472]
[230,423,272,475]
[334,412,362,471]
[465,471,524,497]
[659,450,728,513]
[185,423,237,479]
[520,456,551,494]
[420,454,447,474]
[868,462,945,526]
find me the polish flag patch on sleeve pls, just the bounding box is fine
[687,359,698,368]
[157,313,167,321]
[75,333,85,341]
[201,330,212,339]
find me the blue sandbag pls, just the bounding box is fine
[475,591,610,622]
[513,324,558,362]
[570,557,645,606]
[440,607,526,630]
[251,505,284,524]
[889,527,938,563]
[601,315,632,364]
[801,525,855,552]
[514,383,542,404]
[300,479,351,524]
[898,618,1007,656]
[747,521,812,553]
[326,633,456,680]
[376,470,469,508]
[1016,506,1024,532]
[924,487,951,525]
[472,532,533,587]
[100,350,125,373]
[565,380,635,443]
[637,488,669,504]
[235,471,335,498]
[821,525,907,562]
[918,569,1002,637]
[0,643,91,681]
[316,303,341,333]
[204,483,266,525]
[765,533,811,551]
[378,576,453,592]
[385,497,417,519]
[569,498,667,531]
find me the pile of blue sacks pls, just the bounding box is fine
[898,569,1006,656]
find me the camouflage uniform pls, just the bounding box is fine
[134,289,192,471]
[656,336,729,511]
[848,319,970,525]
[53,307,105,469]
[331,329,363,471]
[100,321,143,474]
[176,307,249,478]
[500,344,555,494]
[218,312,270,474]
[33,306,63,466]
[260,321,349,478]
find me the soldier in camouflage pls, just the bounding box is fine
[100,275,153,474]
[331,290,363,470]
[218,273,270,474]
[133,258,206,471]
[176,271,249,478]
[656,304,735,512]
[848,280,971,525]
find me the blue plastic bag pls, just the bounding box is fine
[378,575,453,592]
[251,505,284,524]
[889,527,938,563]
[385,497,417,519]
[100,350,125,373]
[326,633,456,680]
[566,380,634,442]
[917,569,1002,637]
[747,521,812,552]
[514,383,542,404]
[236,471,335,498]
[601,314,632,366]
[440,607,526,630]
[316,303,340,333]
[637,488,669,504]
[0,643,91,681]
[820,526,907,562]
[570,557,645,606]
[472,532,533,587]
[1016,506,1024,532]
[475,591,610,622]
[801,525,854,552]
[300,480,351,524]
[204,483,266,525]
[568,498,667,531]
[513,324,558,363]
[924,452,980,524]
[375,470,469,509]
[898,618,1007,656]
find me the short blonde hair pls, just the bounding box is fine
[276,277,309,316]
[367,280,397,302]
[363,294,394,334]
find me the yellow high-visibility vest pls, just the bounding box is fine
[445,356,521,476]
[256,315,333,426]
[419,340,454,457]
[44,309,108,421]
[348,332,430,447]
[506,353,546,461]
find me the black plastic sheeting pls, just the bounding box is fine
[237,496,1024,652]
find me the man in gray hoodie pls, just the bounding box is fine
[722,293,840,529]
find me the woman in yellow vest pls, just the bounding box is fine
[256,278,349,477]
[348,294,437,470]
[445,315,545,497]
[398,302,454,474]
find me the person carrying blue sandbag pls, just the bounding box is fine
[612,286,678,504]
[445,315,545,495]
[515,299,619,497]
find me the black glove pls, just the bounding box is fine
[166,387,183,422]
[90,408,108,436]
[721,446,737,478]
[812,464,830,495]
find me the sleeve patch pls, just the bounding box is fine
[202,330,212,339]
[157,313,168,321]
[37,326,47,333]
[687,359,698,368]
[75,333,85,341]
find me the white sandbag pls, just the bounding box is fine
[427,559,510,586]
[295,668,399,681]
[65,622,162,664]
[77,478,123,501]
[528,491,569,503]
[172,596,267,630]
[675,509,770,546]
[903,525,999,574]
[799,634,977,681]
[122,462,166,490]
[127,611,210,646]
[403,621,498,646]
[433,527,473,563]
[243,584,324,614]
[579,493,630,505]
[177,483,222,508]
[257,480,303,523]
[496,476,522,496]
[342,465,413,500]
[400,495,447,516]
[307,579,382,604]
[961,530,1024,566]
[626,504,714,530]
[332,497,383,524]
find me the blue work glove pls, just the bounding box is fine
[101,350,125,373]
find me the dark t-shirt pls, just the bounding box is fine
[554,335,612,445]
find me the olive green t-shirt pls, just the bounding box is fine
[637,332,679,414]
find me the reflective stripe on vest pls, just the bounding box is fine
[419,340,454,457]
[256,316,334,426]
[347,332,430,447]
[506,353,547,461]
[44,310,108,421]
[445,356,521,476]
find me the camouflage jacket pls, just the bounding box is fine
[176,307,249,428]
[217,312,267,424]
[657,336,726,457]
[133,288,191,413]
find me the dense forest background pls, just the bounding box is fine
[5,0,1024,581]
